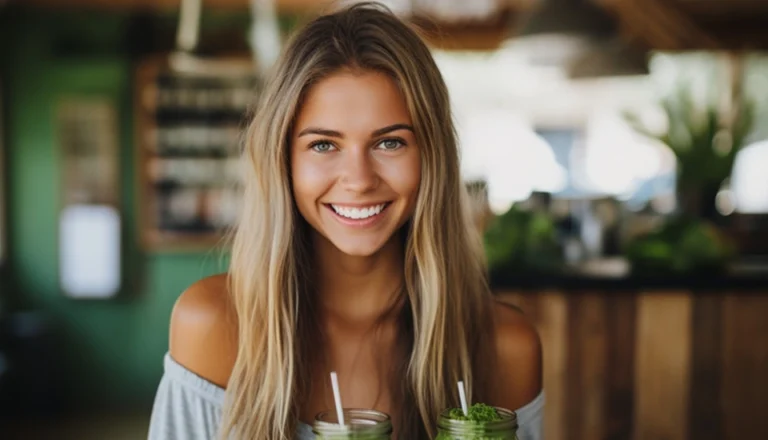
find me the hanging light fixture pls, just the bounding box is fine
[175,0,203,54]
[512,0,616,66]
[513,0,649,75]
[517,0,615,40]
[354,0,504,22]
[249,0,282,74]
[169,0,264,77]
[568,37,650,78]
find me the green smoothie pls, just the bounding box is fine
[435,404,518,440]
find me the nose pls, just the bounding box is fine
[340,147,379,193]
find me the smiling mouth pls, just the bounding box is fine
[326,202,391,220]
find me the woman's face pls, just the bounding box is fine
[290,69,421,257]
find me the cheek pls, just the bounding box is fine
[291,158,328,210]
[387,155,421,203]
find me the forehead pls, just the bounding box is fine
[294,70,412,132]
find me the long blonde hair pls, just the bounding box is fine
[224,2,494,438]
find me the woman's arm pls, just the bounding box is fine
[490,301,544,440]
[169,274,238,388]
[147,274,238,440]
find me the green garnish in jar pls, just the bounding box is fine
[436,404,517,440]
[447,403,503,423]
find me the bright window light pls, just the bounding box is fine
[732,140,768,213]
[578,112,675,196]
[60,205,121,299]
[457,110,567,213]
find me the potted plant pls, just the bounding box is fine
[483,205,563,275]
[625,72,755,219]
[622,57,755,274]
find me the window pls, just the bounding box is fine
[731,140,768,214]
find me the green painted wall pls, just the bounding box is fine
[1,9,228,410]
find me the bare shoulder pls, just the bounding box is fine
[169,273,238,388]
[489,300,543,410]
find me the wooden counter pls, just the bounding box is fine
[497,288,768,440]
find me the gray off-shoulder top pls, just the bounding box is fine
[148,353,544,439]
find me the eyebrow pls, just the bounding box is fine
[297,123,414,138]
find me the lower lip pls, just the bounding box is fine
[325,203,391,228]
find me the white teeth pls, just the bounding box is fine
[331,203,387,220]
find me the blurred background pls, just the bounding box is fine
[1,0,767,439]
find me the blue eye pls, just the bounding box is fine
[378,138,405,150]
[311,141,336,153]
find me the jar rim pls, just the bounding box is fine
[313,408,393,435]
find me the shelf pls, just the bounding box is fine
[134,55,252,251]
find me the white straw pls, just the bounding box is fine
[457,380,469,416]
[330,371,346,426]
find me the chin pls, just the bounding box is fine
[332,240,387,257]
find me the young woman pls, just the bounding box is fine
[148,3,543,439]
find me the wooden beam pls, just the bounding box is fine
[597,0,721,50]
[9,0,336,12]
[604,294,637,440]
[676,0,768,17]
[11,0,538,15]
[412,8,520,51]
[567,294,608,440]
[633,292,693,440]
[689,294,724,440]
[722,295,768,439]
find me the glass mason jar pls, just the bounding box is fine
[313,408,393,439]
[435,407,518,440]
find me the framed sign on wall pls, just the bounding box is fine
[56,97,122,299]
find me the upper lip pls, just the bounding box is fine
[326,202,391,208]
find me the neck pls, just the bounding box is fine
[312,232,405,332]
